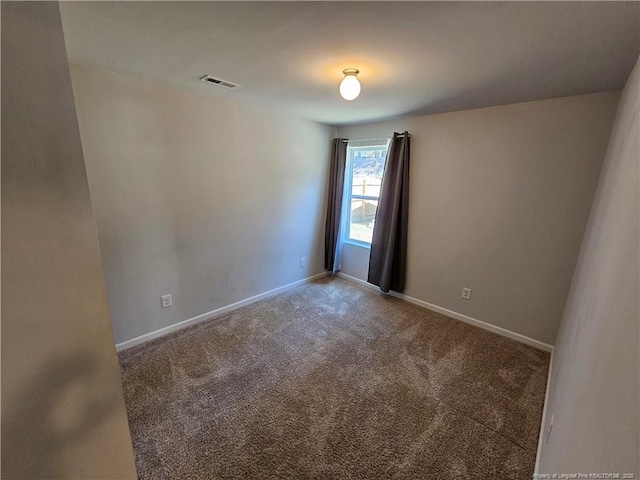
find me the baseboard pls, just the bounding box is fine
[534,347,555,473]
[115,271,329,352]
[336,272,554,352]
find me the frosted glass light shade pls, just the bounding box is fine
[340,69,361,100]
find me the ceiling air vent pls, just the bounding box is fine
[199,75,240,89]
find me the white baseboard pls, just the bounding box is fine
[534,347,555,473]
[115,271,329,352]
[336,272,554,352]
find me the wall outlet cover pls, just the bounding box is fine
[545,414,554,443]
[161,294,173,308]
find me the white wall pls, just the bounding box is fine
[1,3,137,478]
[537,56,639,475]
[70,66,335,345]
[338,92,619,345]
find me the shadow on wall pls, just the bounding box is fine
[2,351,122,478]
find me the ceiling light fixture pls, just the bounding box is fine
[339,68,361,101]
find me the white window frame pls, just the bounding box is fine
[343,140,390,248]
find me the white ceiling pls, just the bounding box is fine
[59,1,639,126]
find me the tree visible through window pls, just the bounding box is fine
[346,143,389,245]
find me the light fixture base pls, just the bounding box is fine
[342,68,360,76]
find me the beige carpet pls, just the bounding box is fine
[119,276,550,479]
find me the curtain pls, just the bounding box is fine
[367,131,410,293]
[324,138,348,274]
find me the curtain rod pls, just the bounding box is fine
[342,133,411,143]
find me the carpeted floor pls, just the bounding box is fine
[119,276,550,479]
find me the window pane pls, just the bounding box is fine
[349,199,378,244]
[346,145,387,245]
[351,149,386,198]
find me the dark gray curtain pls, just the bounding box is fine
[324,138,347,273]
[368,132,410,293]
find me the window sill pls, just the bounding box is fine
[344,239,371,249]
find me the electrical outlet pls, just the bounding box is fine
[300,257,306,268]
[161,294,173,308]
[462,287,472,300]
[545,414,554,443]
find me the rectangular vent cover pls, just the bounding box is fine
[199,75,240,89]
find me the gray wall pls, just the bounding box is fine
[69,65,335,345]
[1,3,137,478]
[338,92,619,345]
[538,56,639,475]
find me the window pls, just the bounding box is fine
[345,141,389,245]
